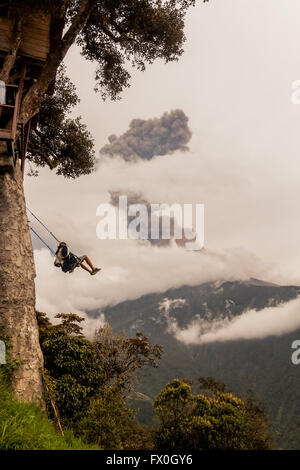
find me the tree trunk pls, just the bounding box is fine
[0,151,43,404]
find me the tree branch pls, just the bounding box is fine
[102,23,140,46]
[40,153,58,169]
[29,128,60,169]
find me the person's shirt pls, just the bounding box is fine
[54,244,69,267]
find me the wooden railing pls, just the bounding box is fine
[0,83,19,156]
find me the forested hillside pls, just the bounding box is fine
[90,280,300,449]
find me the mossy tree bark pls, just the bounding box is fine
[0,155,43,404]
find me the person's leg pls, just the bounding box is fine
[80,255,95,270]
[78,255,95,274]
[83,255,95,270]
[78,255,101,275]
[80,263,93,274]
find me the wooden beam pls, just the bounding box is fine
[0,129,13,140]
[11,85,19,141]
[21,119,31,176]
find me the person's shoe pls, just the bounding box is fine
[91,268,101,276]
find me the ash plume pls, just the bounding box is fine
[109,190,196,247]
[100,109,192,161]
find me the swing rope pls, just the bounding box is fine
[26,207,61,243]
[29,225,56,256]
[27,207,61,256]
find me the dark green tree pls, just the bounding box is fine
[198,376,227,395]
[3,1,210,132]
[37,312,162,437]
[153,378,273,450]
[27,67,95,178]
[54,313,86,336]
[198,376,273,449]
[93,324,162,393]
[37,312,102,424]
[77,385,153,449]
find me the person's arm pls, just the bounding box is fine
[54,256,62,267]
[54,247,63,267]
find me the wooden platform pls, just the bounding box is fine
[0,13,51,62]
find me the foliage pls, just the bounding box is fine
[36,311,102,424]
[93,323,163,393]
[35,311,274,451]
[9,1,206,176]
[0,323,22,382]
[198,376,273,449]
[242,389,274,450]
[198,376,227,395]
[153,378,273,450]
[37,311,162,441]
[27,66,95,178]
[14,1,206,175]
[77,384,153,450]
[102,281,298,448]
[77,0,198,100]
[4,1,209,130]
[0,370,99,450]
[55,312,86,336]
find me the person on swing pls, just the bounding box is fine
[54,242,101,275]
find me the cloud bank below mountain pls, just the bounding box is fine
[160,297,300,344]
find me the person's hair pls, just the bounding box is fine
[55,242,67,255]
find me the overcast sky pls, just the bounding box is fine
[24,0,300,324]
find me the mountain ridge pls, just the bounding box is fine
[88,278,300,449]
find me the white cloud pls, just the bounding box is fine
[28,144,298,323]
[169,298,300,345]
[33,240,263,317]
[24,0,300,331]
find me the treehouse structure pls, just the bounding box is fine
[0,2,61,174]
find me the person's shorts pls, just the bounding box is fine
[62,253,82,273]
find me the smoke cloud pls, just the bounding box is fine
[109,190,197,248]
[100,109,192,161]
